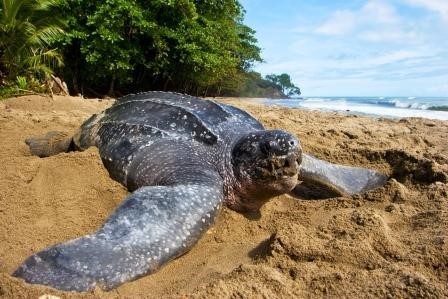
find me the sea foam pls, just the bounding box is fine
[265,97,448,121]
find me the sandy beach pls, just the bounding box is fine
[0,95,447,298]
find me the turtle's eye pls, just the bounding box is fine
[249,142,259,154]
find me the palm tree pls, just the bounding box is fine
[0,0,65,82]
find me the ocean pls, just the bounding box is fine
[264,97,448,120]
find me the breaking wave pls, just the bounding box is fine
[264,96,448,120]
[375,99,448,111]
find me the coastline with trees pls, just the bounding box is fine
[0,0,300,99]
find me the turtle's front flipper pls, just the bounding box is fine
[13,183,223,291]
[25,131,74,157]
[290,153,387,199]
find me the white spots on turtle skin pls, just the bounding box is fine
[14,182,223,291]
[15,92,273,292]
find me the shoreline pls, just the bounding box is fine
[214,96,448,121]
[0,95,447,298]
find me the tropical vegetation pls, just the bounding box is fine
[0,0,300,98]
[265,73,301,97]
[0,0,65,95]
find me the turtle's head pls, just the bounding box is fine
[231,130,302,212]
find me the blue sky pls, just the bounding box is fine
[239,0,448,96]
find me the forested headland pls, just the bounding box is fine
[0,0,300,98]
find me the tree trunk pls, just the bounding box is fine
[183,81,189,94]
[72,77,79,95]
[186,82,192,94]
[108,75,115,97]
[163,77,171,91]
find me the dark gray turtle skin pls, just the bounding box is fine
[15,92,387,292]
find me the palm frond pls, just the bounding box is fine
[0,0,65,80]
[28,26,64,46]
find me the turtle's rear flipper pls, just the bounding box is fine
[290,153,387,199]
[25,131,74,157]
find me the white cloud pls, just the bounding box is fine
[247,0,448,96]
[315,10,357,35]
[404,0,448,22]
[361,0,401,24]
[315,0,400,36]
[365,50,424,66]
[359,29,418,43]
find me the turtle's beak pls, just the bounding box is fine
[259,134,302,178]
[275,152,300,177]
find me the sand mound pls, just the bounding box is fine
[0,95,446,298]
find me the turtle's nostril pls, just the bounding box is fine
[284,159,290,167]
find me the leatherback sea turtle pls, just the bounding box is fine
[13,92,387,291]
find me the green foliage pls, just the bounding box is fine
[0,75,47,99]
[0,0,65,81]
[265,73,301,97]
[0,0,299,98]
[0,84,18,99]
[58,0,262,96]
[15,76,27,89]
[215,71,287,98]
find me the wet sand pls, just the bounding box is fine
[0,95,447,298]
